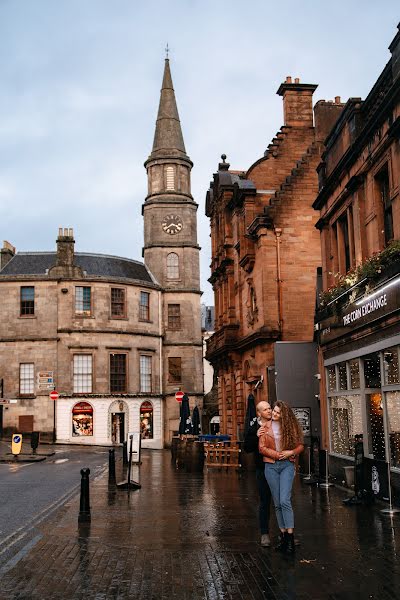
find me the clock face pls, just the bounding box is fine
[162,214,183,235]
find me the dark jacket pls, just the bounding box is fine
[243,419,264,470]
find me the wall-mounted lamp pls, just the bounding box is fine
[314,373,321,380]
[254,375,264,390]
[61,288,68,294]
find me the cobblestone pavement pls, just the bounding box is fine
[1,449,400,599]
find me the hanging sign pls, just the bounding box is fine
[11,433,23,456]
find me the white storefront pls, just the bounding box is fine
[56,397,163,449]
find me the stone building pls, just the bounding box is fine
[0,59,203,447]
[314,24,400,489]
[205,77,343,439]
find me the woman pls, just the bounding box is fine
[259,401,303,554]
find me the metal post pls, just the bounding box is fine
[122,441,128,466]
[108,448,116,484]
[303,446,313,481]
[127,434,133,493]
[381,459,400,516]
[78,468,91,523]
[319,449,333,488]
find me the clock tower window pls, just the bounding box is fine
[167,253,179,279]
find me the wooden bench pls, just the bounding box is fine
[204,441,241,469]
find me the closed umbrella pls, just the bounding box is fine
[192,405,201,435]
[244,393,257,436]
[179,394,193,434]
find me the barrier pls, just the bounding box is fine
[204,440,241,469]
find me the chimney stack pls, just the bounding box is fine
[56,227,75,267]
[277,77,318,127]
[0,240,16,271]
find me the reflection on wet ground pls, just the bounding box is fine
[1,449,400,599]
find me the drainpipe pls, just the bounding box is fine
[158,290,164,447]
[274,228,283,333]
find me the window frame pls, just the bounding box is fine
[139,354,152,393]
[20,286,35,317]
[109,352,128,394]
[168,356,182,383]
[110,287,127,319]
[73,354,93,395]
[166,252,180,280]
[19,362,35,397]
[139,291,150,322]
[75,286,92,317]
[167,304,181,330]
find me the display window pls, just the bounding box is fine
[72,402,93,436]
[140,401,153,439]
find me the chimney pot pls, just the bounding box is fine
[335,96,341,104]
[58,227,63,237]
[294,77,300,84]
[286,76,292,83]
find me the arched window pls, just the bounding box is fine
[166,166,175,190]
[140,401,154,439]
[167,253,179,279]
[72,402,93,437]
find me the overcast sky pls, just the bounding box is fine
[0,1,398,304]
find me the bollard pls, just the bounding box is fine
[122,441,128,466]
[108,448,116,484]
[78,468,91,523]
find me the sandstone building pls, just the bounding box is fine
[0,59,203,447]
[205,77,343,439]
[314,24,400,490]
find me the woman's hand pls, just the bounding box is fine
[278,450,294,460]
[257,425,268,438]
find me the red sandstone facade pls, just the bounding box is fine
[205,78,343,438]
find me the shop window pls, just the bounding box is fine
[383,347,399,385]
[338,362,348,390]
[363,352,381,388]
[139,291,150,321]
[327,365,337,392]
[111,288,126,318]
[72,402,93,436]
[168,357,182,383]
[376,165,393,245]
[167,253,179,279]
[329,395,362,457]
[168,304,181,329]
[73,355,92,394]
[386,392,400,469]
[20,286,35,316]
[110,353,127,393]
[75,286,92,316]
[19,363,34,395]
[366,393,385,461]
[349,359,360,389]
[139,355,152,393]
[140,401,153,439]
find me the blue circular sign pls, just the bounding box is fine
[14,435,21,443]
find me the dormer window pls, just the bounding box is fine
[166,166,175,190]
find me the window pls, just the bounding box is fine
[73,355,92,394]
[327,365,337,392]
[338,362,348,390]
[111,288,126,318]
[366,393,385,461]
[167,253,179,279]
[376,166,393,245]
[349,359,360,389]
[166,166,175,190]
[386,391,400,469]
[75,286,92,316]
[72,402,93,437]
[110,353,127,393]
[168,357,182,383]
[140,355,152,393]
[20,287,35,316]
[139,291,150,321]
[19,363,34,395]
[383,347,399,385]
[140,401,153,439]
[168,304,181,329]
[329,395,362,457]
[363,352,381,388]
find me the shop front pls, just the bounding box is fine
[317,273,400,495]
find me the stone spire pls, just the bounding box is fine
[148,59,190,162]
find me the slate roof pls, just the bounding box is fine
[0,252,155,284]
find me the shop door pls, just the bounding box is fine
[111,413,125,444]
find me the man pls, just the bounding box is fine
[243,401,272,547]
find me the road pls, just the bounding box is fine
[0,444,111,569]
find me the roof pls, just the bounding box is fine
[0,252,155,284]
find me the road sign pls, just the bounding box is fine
[12,433,22,455]
[0,399,17,405]
[37,371,54,390]
[175,391,184,402]
[50,390,59,401]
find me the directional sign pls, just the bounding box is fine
[50,390,59,401]
[0,399,17,405]
[37,371,54,390]
[175,391,184,403]
[12,433,22,455]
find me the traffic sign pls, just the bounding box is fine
[12,433,22,455]
[175,391,184,402]
[50,390,59,401]
[0,399,17,405]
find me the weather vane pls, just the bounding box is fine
[165,43,170,59]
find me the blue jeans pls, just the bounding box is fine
[264,460,295,530]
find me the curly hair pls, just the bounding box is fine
[274,401,303,450]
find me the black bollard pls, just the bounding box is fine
[122,441,128,466]
[78,468,91,523]
[108,448,116,484]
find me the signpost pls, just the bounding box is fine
[126,431,141,464]
[50,390,59,401]
[50,390,59,443]
[175,391,184,403]
[12,433,22,457]
[37,371,54,391]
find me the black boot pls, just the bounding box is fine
[275,531,288,552]
[286,532,295,554]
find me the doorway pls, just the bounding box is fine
[111,413,125,444]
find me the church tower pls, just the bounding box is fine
[143,59,203,443]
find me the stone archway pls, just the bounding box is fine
[108,400,129,443]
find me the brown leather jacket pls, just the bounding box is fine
[259,424,304,463]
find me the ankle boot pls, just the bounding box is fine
[286,532,295,554]
[275,532,288,552]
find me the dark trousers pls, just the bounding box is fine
[255,467,271,534]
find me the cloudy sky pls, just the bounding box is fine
[0,1,398,304]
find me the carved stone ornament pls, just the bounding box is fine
[246,280,258,326]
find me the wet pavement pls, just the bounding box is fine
[0,449,400,599]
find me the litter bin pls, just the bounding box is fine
[343,465,354,487]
